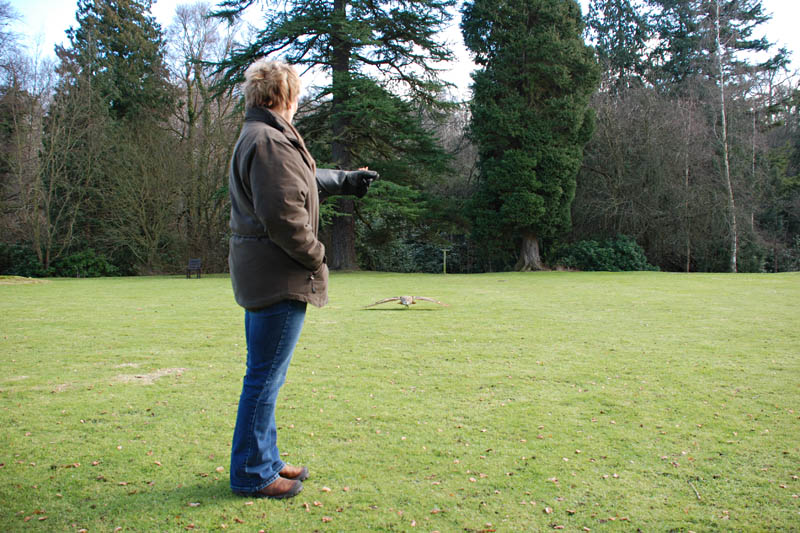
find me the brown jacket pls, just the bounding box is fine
[228,106,328,309]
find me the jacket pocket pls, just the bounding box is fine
[309,257,327,294]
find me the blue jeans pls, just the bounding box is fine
[230,300,307,493]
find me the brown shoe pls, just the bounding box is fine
[280,464,309,481]
[237,477,303,499]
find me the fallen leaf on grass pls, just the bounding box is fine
[188,502,201,507]
[544,507,553,514]
[314,501,323,507]
[431,508,442,514]
[322,516,333,523]
[215,466,225,473]
[234,517,244,523]
[321,486,332,492]
[303,502,310,512]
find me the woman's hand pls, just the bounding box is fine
[343,169,380,197]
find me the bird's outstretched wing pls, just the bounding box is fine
[414,296,449,306]
[364,297,400,308]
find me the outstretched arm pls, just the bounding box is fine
[316,168,379,202]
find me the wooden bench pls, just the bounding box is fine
[186,258,202,278]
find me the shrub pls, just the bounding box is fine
[555,235,658,271]
[51,249,119,277]
[0,243,50,277]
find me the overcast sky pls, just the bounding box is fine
[8,0,800,97]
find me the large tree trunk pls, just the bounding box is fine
[515,232,544,271]
[325,198,357,270]
[327,0,359,270]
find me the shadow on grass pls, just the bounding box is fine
[155,478,235,503]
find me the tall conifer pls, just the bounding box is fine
[462,0,599,270]
[212,0,454,269]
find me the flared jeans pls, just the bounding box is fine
[230,300,307,493]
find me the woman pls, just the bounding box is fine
[227,60,377,499]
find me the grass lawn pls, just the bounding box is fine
[1,271,798,532]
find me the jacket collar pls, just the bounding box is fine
[245,106,314,170]
[244,107,296,138]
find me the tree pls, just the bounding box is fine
[212,0,455,269]
[585,0,652,92]
[0,1,18,73]
[51,0,176,272]
[57,0,173,123]
[648,0,771,89]
[167,2,241,271]
[462,0,599,271]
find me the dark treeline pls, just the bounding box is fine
[1,0,798,276]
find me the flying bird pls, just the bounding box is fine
[364,295,449,309]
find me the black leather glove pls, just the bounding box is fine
[342,170,380,198]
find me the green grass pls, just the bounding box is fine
[1,271,798,532]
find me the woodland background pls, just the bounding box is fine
[1,0,798,277]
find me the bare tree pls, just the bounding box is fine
[102,126,183,273]
[166,1,241,271]
[1,53,111,270]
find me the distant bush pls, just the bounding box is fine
[0,243,49,277]
[0,244,119,278]
[554,235,659,272]
[51,249,119,277]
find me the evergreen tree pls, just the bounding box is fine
[648,0,771,89]
[57,0,172,123]
[462,0,599,270]
[585,0,652,92]
[212,0,454,269]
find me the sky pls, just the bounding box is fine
[7,0,800,98]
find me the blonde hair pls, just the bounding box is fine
[243,59,301,111]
